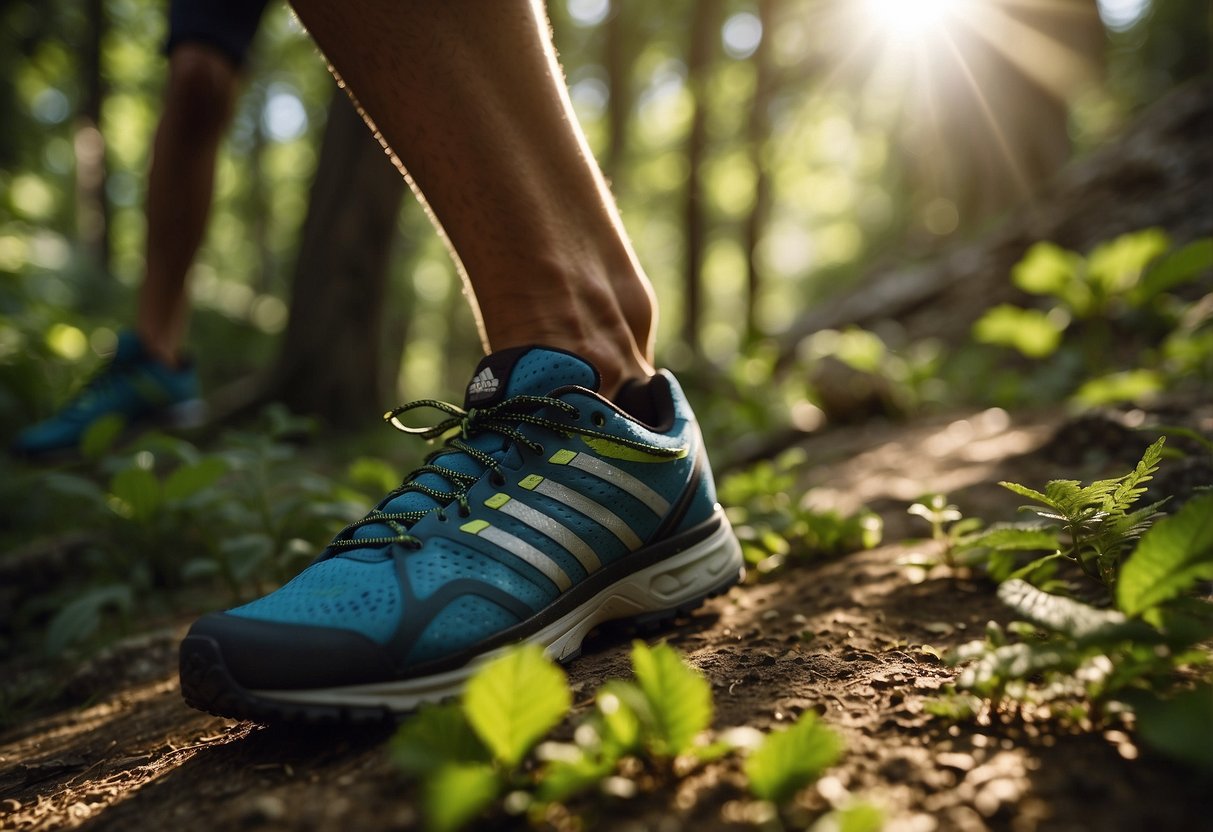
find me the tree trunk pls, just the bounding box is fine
[261,89,408,428]
[248,83,275,296]
[743,0,778,344]
[682,0,723,357]
[75,0,110,271]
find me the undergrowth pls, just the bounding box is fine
[391,641,880,832]
[720,448,882,579]
[0,407,379,655]
[922,438,1213,772]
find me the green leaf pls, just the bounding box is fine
[392,702,490,776]
[109,466,160,521]
[163,457,228,503]
[1134,238,1213,303]
[832,327,886,374]
[811,802,886,832]
[1128,686,1213,772]
[1072,370,1165,407]
[462,644,571,768]
[999,481,1053,507]
[45,584,133,653]
[535,753,615,803]
[1086,228,1170,296]
[348,456,400,495]
[954,641,1073,695]
[972,305,1066,358]
[596,680,643,754]
[998,579,1131,640]
[80,413,126,461]
[181,557,220,581]
[220,534,275,583]
[41,472,108,512]
[630,641,712,757]
[424,763,500,832]
[1108,436,1164,511]
[745,710,844,803]
[967,524,1058,552]
[1117,493,1213,616]
[1012,242,1083,302]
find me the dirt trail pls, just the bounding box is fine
[2,406,1210,831]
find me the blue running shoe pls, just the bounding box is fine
[11,331,205,459]
[180,346,743,723]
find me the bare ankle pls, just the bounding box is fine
[477,261,652,398]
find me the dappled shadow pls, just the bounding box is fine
[71,714,398,832]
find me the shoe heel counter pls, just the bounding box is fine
[675,444,720,532]
[661,370,722,534]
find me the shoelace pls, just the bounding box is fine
[327,393,684,553]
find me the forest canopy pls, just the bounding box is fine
[0,0,1209,428]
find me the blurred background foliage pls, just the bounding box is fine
[0,0,1206,423]
[0,1,1210,654]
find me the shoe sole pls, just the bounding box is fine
[180,516,744,724]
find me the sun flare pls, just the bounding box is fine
[865,0,964,40]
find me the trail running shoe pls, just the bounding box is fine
[11,330,205,459]
[180,345,743,723]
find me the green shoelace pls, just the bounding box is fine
[328,394,683,553]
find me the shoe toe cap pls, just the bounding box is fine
[185,612,397,690]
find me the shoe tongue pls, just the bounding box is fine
[463,345,600,408]
[345,346,600,552]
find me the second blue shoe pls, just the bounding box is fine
[11,330,205,459]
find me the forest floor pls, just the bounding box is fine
[2,400,1211,832]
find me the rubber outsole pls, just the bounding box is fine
[180,556,743,726]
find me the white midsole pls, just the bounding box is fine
[251,512,743,711]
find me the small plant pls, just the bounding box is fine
[721,448,882,577]
[905,493,982,569]
[972,437,1167,590]
[930,481,1213,771]
[390,641,850,831]
[744,710,844,804]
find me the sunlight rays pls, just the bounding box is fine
[809,0,1103,223]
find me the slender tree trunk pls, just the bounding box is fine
[261,89,408,428]
[743,0,778,344]
[682,0,723,357]
[75,0,110,271]
[248,83,275,296]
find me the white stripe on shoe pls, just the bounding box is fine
[459,519,572,591]
[483,492,602,573]
[548,450,670,515]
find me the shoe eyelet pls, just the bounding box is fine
[592,411,606,427]
[458,506,471,518]
[489,471,507,487]
[437,512,448,522]
[534,443,546,456]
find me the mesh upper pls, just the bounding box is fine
[407,538,555,608]
[405,594,520,665]
[228,558,402,644]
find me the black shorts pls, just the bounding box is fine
[165,0,273,68]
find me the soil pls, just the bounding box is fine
[2,400,1210,832]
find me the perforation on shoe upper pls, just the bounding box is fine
[404,594,520,666]
[227,558,402,644]
[406,538,554,608]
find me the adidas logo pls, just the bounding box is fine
[466,367,500,401]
